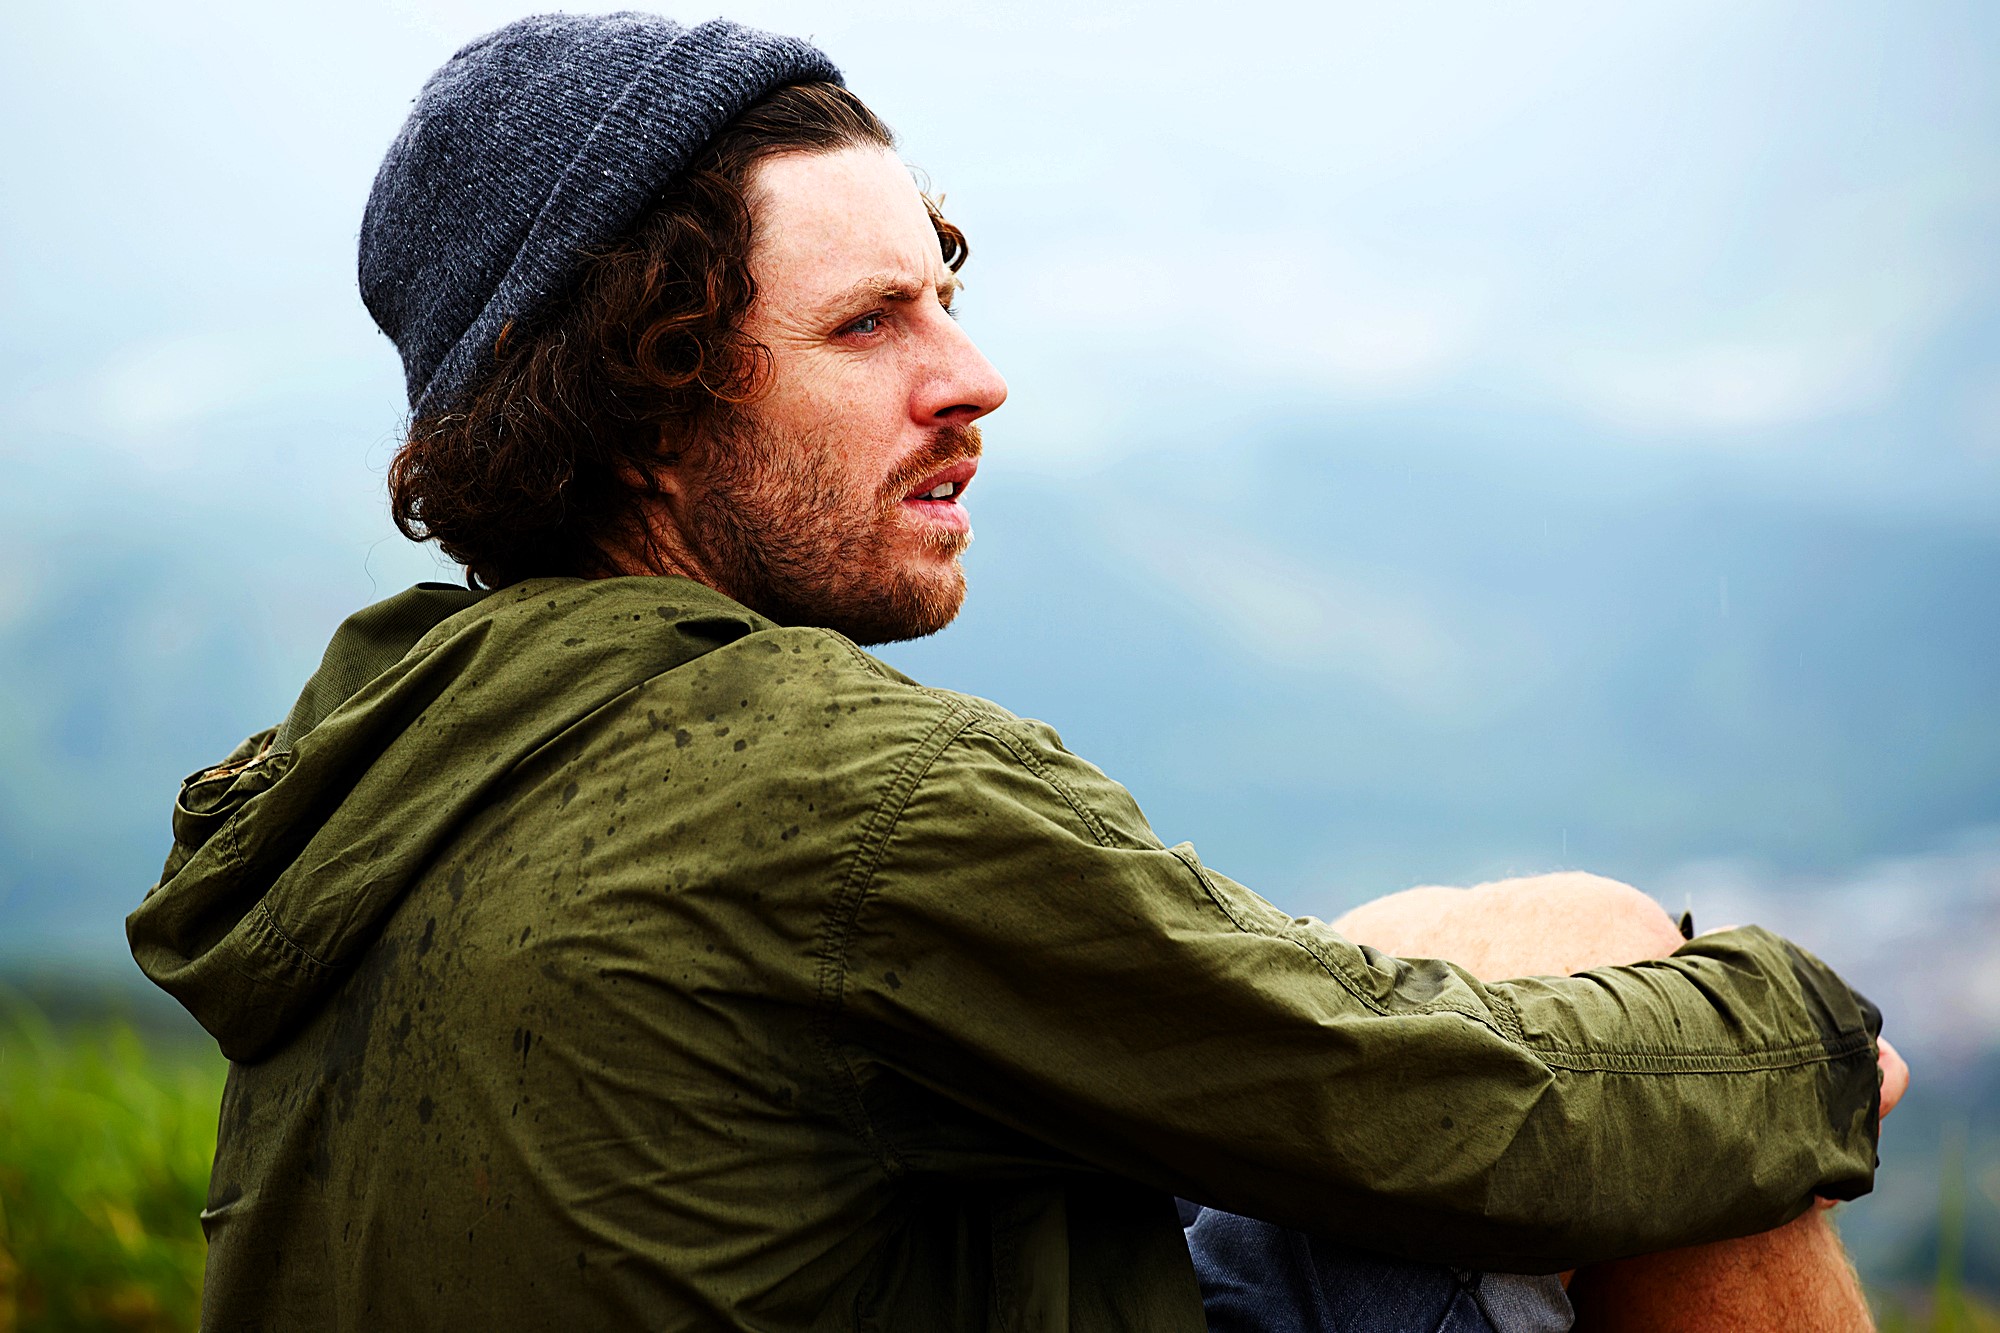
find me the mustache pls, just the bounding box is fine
[880,423,983,503]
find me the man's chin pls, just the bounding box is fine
[818,566,967,646]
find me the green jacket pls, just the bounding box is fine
[129,577,1882,1332]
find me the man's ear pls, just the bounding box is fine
[613,427,693,501]
[598,426,704,581]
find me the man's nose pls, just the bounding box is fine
[916,311,1008,425]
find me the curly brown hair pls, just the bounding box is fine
[386,82,969,590]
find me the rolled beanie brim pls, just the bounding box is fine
[359,14,841,416]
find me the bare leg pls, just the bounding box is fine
[1333,872,1876,1333]
[1564,1212,1870,1332]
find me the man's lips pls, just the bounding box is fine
[899,457,977,537]
[903,458,978,504]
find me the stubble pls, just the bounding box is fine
[682,417,983,644]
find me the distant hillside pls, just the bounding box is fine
[5,414,1998,969]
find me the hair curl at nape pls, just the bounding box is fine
[387,81,969,590]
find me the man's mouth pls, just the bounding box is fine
[899,458,978,537]
[903,459,978,505]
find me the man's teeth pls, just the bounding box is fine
[923,482,958,499]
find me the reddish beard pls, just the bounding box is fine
[677,415,983,644]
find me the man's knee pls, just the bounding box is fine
[1333,872,1687,982]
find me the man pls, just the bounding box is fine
[129,14,1904,1332]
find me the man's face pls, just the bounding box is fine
[671,145,1008,644]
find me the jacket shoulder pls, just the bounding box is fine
[692,624,1022,734]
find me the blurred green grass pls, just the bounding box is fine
[0,988,1994,1331]
[1877,1120,2000,1333]
[0,993,224,1331]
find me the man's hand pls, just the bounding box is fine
[1877,1036,1909,1119]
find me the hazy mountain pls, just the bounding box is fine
[5,402,1996,1000]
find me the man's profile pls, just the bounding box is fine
[129,13,1903,1331]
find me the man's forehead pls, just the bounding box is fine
[747,147,951,307]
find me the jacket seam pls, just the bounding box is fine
[1530,1036,1876,1074]
[1489,987,1529,1045]
[1292,929,1496,1029]
[1164,846,1861,1072]
[823,632,903,683]
[219,811,248,876]
[221,805,328,977]
[202,753,293,881]
[975,720,1122,849]
[1167,844,1507,1038]
[1170,844,1393,1013]
[249,899,332,976]
[813,699,982,1181]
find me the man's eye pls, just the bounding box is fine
[842,312,883,336]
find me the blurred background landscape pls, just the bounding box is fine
[3,0,1997,1323]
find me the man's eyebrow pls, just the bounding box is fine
[817,270,961,315]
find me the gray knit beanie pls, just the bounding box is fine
[360,13,841,415]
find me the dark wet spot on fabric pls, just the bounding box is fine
[562,636,584,647]
[733,739,747,752]
[655,606,672,619]
[561,780,579,807]
[219,1082,256,1147]
[884,970,902,990]
[581,836,595,855]
[1440,1115,1454,1130]
[323,998,377,1124]
[448,868,466,903]
[417,1095,435,1124]
[674,728,692,748]
[417,916,436,956]
[519,925,532,944]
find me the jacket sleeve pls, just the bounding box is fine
[828,712,1882,1274]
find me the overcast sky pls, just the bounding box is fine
[6,1,1998,487]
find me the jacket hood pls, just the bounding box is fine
[127,576,769,1061]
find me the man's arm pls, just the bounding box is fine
[824,713,1881,1274]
